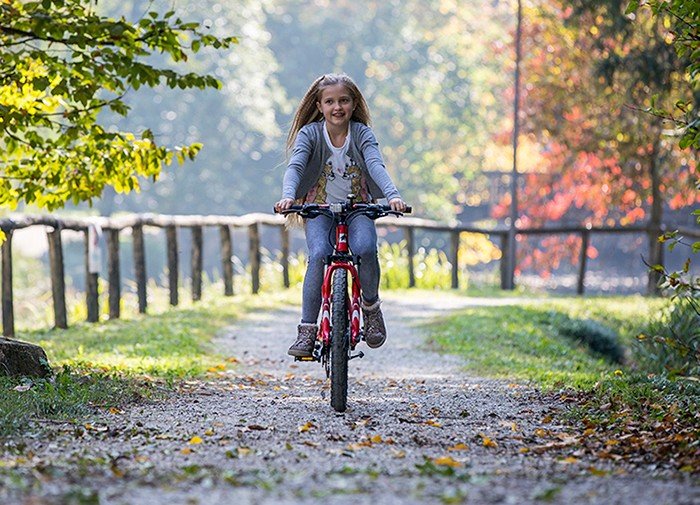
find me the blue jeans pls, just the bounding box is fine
[301,215,379,324]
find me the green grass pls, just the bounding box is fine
[427,295,669,389]
[0,369,141,437]
[23,287,297,378]
[1,286,299,437]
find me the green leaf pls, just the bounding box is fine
[624,1,640,15]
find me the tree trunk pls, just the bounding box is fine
[647,135,664,295]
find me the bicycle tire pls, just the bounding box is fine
[330,269,349,412]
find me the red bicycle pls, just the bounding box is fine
[277,195,410,412]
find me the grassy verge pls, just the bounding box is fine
[1,287,299,437]
[427,295,666,388]
[427,294,698,471]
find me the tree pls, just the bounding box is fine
[492,0,698,286]
[93,0,288,216]
[626,0,700,303]
[0,0,237,220]
[627,0,699,150]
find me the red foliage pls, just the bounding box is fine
[492,1,699,278]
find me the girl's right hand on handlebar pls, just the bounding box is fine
[274,198,295,212]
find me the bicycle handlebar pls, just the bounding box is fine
[274,203,412,220]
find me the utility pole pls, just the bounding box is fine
[503,0,522,290]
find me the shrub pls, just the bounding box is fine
[557,318,625,364]
[635,298,700,378]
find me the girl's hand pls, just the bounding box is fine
[388,198,407,212]
[274,198,295,212]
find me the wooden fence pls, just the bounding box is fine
[1,213,698,337]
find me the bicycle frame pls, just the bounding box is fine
[318,220,363,351]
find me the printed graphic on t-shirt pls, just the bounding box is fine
[306,154,370,204]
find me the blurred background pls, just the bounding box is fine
[7,0,699,319]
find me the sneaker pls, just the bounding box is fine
[287,323,318,357]
[362,300,386,348]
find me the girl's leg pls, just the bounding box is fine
[349,215,386,348]
[301,216,334,323]
[348,215,379,303]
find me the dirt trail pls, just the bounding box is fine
[5,292,698,504]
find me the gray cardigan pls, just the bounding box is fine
[282,121,401,202]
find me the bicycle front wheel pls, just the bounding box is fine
[330,268,349,412]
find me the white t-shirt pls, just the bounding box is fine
[322,124,354,203]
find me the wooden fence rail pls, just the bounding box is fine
[1,213,698,337]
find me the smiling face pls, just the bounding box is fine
[316,83,355,131]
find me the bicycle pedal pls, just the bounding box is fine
[295,356,316,362]
[349,351,364,360]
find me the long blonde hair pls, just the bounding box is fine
[286,73,371,153]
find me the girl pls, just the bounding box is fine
[274,73,406,358]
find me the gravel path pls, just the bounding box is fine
[4,292,698,504]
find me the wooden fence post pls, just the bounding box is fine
[106,228,120,319]
[450,230,460,290]
[577,230,590,295]
[1,230,14,338]
[47,226,68,329]
[404,227,415,288]
[248,222,260,294]
[191,226,203,302]
[132,223,147,313]
[84,227,99,323]
[219,225,234,296]
[500,232,510,290]
[280,226,290,289]
[166,225,179,306]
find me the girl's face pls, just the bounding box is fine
[316,84,355,130]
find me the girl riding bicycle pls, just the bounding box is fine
[274,73,407,358]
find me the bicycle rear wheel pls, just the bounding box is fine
[330,269,349,412]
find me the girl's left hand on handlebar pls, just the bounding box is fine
[388,198,407,212]
[274,198,295,212]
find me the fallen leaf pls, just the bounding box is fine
[180,447,192,455]
[425,419,442,428]
[519,447,530,454]
[204,429,214,436]
[481,435,498,448]
[588,466,608,476]
[237,447,251,456]
[188,436,203,445]
[560,456,579,464]
[447,443,469,451]
[370,435,383,444]
[298,421,315,433]
[433,456,462,468]
[108,407,123,415]
[110,463,125,478]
